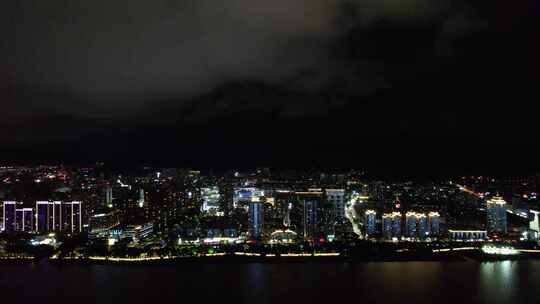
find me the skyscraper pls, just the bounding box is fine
[62,201,83,233]
[105,186,113,208]
[405,212,429,240]
[486,196,507,234]
[22,208,33,232]
[15,208,33,232]
[326,189,345,222]
[2,202,33,232]
[2,201,17,232]
[248,202,264,239]
[296,189,324,241]
[50,201,62,231]
[36,201,82,233]
[201,186,222,216]
[233,187,264,209]
[303,198,318,241]
[405,212,418,238]
[529,209,540,241]
[530,209,539,233]
[36,201,50,232]
[382,213,392,239]
[428,212,441,236]
[382,212,401,239]
[416,213,428,239]
[364,209,376,237]
[138,189,146,208]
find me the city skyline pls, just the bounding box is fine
[1,165,539,303]
[2,1,540,303]
[1,165,538,241]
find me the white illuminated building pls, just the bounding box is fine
[248,201,264,238]
[326,189,345,221]
[344,192,370,239]
[201,186,222,216]
[482,245,518,255]
[530,210,540,232]
[138,189,146,208]
[233,187,264,208]
[269,229,297,244]
[529,209,540,241]
[449,230,487,241]
[486,196,507,234]
[35,201,82,233]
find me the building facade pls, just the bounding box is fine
[15,208,33,232]
[382,212,401,239]
[326,189,345,221]
[486,196,507,235]
[405,212,417,238]
[2,201,17,232]
[364,209,377,237]
[449,230,487,241]
[428,212,441,236]
[248,202,264,239]
[36,201,82,233]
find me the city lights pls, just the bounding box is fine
[482,245,519,255]
[0,165,539,265]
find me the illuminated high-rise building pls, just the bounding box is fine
[36,201,51,232]
[428,212,441,236]
[530,209,540,233]
[297,190,323,241]
[124,223,153,243]
[405,212,418,238]
[50,201,62,231]
[201,186,222,216]
[248,202,264,239]
[233,187,264,208]
[105,186,113,208]
[382,214,392,239]
[2,202,33,232]
[364,210,377,237]
[405,212,429,239]
[22,208,33,232]
[326,189,345,221]
[303,199,318,240]
[382,212,401,239]
[36,201,82,233]
[15,208,33,232]
[138,189,146,208]
[417,213,428,238]
[62,201,83,234]
[529,210,540,240]
[89,210,121,238]
[486,196,507,234]
[391,212,401,238]
[2,201,17,232]
[15,208,22,231]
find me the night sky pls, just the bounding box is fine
[2,0,539,177]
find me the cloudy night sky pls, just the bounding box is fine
[1,0,539,177]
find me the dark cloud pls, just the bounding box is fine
[1,0,539,173]
[3,0,455,115]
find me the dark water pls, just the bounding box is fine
[1,260,540,304]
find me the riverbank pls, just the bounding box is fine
[4,248,540,265]
[47,250,488,265]
[0,256,35,264]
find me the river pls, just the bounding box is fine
[1,260,540,303]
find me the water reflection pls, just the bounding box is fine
[2,261,540,304]
[479,261,518,304]
[245,263,268,304]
